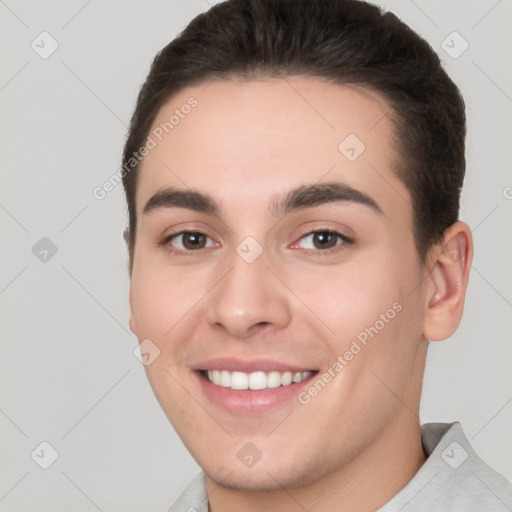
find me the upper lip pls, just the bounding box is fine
[191,357,317,374]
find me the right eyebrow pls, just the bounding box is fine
[143,187,219,216]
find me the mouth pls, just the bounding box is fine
[192,365,319,416]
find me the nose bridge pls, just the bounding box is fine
[206,242,291,336]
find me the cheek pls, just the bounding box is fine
[130,259,206,341]
[130,262,206,423]
[283,254,425,393]
[286,259,423,421]
[284,260,404,344]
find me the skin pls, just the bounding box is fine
[128,77,473,512]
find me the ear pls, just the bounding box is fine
[129,287,138,336]
[422,221,473,341]
[124,227,138,335]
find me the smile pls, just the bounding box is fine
[201,369,313,390]
[191,358,319,415]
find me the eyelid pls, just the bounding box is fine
[289,220,355,243]
[162,229,210,243]
[159,221,216,244]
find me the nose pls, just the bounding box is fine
[206,248,291,339]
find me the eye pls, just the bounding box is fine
[164,231,216,252]
[295,230,352,251]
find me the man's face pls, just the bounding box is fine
[129,77,430,490]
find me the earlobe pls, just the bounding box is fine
[423,222,473,341]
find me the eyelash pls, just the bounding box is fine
[160,229,354,256]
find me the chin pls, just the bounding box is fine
[201,452,324,493]
[208,467,299,493]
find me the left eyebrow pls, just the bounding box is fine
[270,182,383,217]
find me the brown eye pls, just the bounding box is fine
[311,231,339,249]
[296,230,351,251]
[165,231,214,252]
[182,232,207,249]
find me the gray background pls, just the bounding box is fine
[0,0,511,510]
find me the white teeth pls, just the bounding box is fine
[248,371,266,390]
[205,369,312,389]
[282,371,293,386]
[266,371,282,388]
[219,370,231,387]
[231,371,248,390]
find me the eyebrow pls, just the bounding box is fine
[144,188,218,215]
[143,182,382,217]
[273,182,382,216]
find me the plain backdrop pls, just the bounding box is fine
[1,0,511,510]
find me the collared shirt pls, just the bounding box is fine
[168,422,512,511]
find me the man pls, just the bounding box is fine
[122,0,512,510]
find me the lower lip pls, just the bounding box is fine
[194,371,316,416]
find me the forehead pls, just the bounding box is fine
[136,76,410,219]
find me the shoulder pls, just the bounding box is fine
[380,422,512,511]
